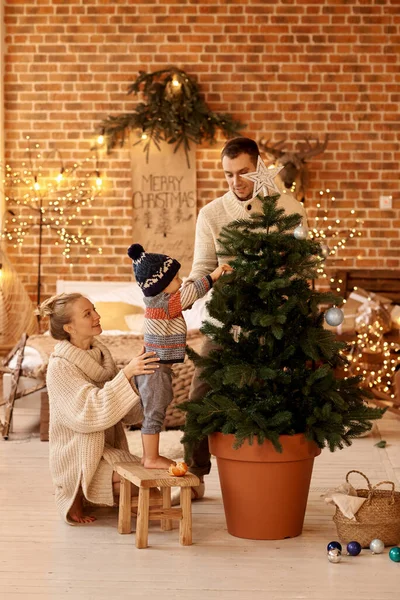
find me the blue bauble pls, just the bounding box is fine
[389,546,400,562]
[325,306,344,327]
[347,541,362,556]
[327,541,342,553]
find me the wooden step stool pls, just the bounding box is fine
[114,462,200,549]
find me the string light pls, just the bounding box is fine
[2,139,103,260]
[341,314,400,400]
[308,188,363,283]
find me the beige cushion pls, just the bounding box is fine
[124,313,145,334]
[95,302,144,332]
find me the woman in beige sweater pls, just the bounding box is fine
[39,292,160,525]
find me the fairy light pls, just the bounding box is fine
[2,140,103,261]
[309,189,364,287]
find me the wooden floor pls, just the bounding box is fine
[1,414,400,599]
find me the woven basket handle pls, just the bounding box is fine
[371,480,396,505]
[345,470,372,491]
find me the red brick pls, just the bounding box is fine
[3,0,400,298]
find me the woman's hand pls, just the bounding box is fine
[123,347,160,379]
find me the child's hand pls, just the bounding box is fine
[210,264,233,282]
[123,346,160,379]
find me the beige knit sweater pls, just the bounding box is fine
[46,338,143,524]
[188,189,308,281]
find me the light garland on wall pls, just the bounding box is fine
[2,137,103,261]
[1,137,104,305]
[307,188,363,285]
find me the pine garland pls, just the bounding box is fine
[180,195,384,452]
[99,67,245,167]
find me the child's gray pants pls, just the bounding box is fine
[134,364,173,434]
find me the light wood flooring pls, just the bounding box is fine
[1,413,400,600]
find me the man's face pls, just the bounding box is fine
[222,152,257,201]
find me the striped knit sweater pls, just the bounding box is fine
[143,275,213,363]
[46,338,143,524]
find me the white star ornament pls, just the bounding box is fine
[241,156,284,199]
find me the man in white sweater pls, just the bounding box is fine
[184,137,308,499]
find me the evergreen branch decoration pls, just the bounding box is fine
[99,67,245,168]
[180,195,385,452]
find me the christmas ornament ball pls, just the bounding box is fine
[327,541,342,553]
[370,539,385,554]
[320,244,330,259]
[347,541,362,556]
[327,548,342,563]
[325,306,344,327]
[389,547,400,562]
[293,225,308,240]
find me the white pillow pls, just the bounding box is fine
[124,313,145,334]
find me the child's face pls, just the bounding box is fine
[163,273,182,294]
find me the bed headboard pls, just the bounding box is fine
[56,280,145,307]
[332,269,400,303]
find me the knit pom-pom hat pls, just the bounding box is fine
[127,244,181,297]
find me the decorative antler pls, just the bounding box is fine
[296,134,329,161]
[259,138,287,159]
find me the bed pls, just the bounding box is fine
[2,280,210,437]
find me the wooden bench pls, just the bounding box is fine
[114,462,200,549]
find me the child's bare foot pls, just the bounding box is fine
[143,455,176,469]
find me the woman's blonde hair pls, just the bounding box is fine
[38,293,83,341]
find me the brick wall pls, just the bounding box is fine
[4,0,399,302]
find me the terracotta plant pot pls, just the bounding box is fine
[209,432,321,540]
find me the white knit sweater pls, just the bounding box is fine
[46,338,143,524]
[188,189,308,281]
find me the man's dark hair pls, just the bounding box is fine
[221,137,260,165]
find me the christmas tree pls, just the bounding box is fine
[181,195,384,452]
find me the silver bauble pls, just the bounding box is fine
[369,538,385,554]
[325,306,344,327]
[320,244,330,259]
[293,225,308,240]
[327,548,342,563]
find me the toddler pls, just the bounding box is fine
[127,243,231,469]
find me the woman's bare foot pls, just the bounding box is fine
[69,512,96,524]
[143,455,176,469]
[68,493,96,524]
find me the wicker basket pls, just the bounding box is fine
[333,470,400,548]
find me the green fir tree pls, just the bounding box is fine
[181,195,384,452]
